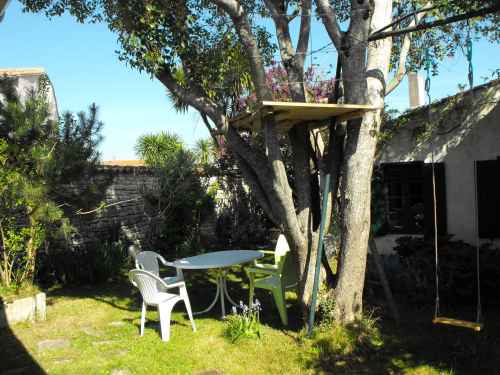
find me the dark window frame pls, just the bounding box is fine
[381,161,447,237]
[383,162,426,234]
[476,158,500,239]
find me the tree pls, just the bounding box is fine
[21,0,499,323]
[0,75,106,288]
[0,76,63,287]
[135,132,214,258]
[314,0,499,322]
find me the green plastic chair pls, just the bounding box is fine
[245,234,296,325]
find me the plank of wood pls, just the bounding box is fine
[0,67,45,77]
[337,110,367,122]
[261,101,378,110]
[433,317,483,331]
[229,101,380,131]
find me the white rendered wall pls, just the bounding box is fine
[377,82,500,253]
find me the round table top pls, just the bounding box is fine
[170,250,263,270]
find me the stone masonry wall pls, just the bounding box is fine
[64,165,160,250]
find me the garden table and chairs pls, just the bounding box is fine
[131,242,296,343]
[170,250,263,318]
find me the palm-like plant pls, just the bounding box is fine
[195,138,217,167]
[135,131,184,168]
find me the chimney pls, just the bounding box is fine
[408,72,425,108]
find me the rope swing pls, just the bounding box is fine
[428,28,483,332]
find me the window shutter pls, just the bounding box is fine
[423,163,447,238]
[476,160,500,238]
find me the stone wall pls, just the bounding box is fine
[64,165,160,250]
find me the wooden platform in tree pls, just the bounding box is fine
[230,101,379,131]
[0,67,45,77]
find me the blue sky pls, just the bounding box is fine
[2,1,499,160]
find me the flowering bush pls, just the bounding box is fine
[224,300,262,343]
[235,61,336,114]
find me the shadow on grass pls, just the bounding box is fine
[303,305,500,375]
[0,301,46,374]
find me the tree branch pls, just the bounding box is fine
[199,112,220,148]
[296,0,312,62]
[214,0,271,101]
[386,2,432,95]
[156,65,226,129]
[315,0,343,50]
[372,4,437,36]
[368,4,500,42]
[232,151,280,225]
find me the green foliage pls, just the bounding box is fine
[317,286,336,328]
[0,76,62,287]
[136,131,214,258]
[0,76,105,289]
[20,0,276,117]
[213,148,272,248]
[194,138,217,168]
[37,240,127,285]
[306,313,383,370]
[393,236,500,305]
[224,300,262,343]
[50,104,103,183]
[135,132,183,168]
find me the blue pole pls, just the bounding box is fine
[307,172,331,336]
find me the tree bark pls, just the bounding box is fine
[332,0,393,323]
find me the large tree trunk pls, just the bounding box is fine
[332,0,393,323]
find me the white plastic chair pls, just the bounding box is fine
[135,251,184,286]
[129,269,196,342]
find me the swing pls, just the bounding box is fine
[426,30,483,332]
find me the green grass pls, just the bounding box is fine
[1,270,499,374]
[0,283,41,303]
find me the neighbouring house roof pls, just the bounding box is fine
[0,67,59,120]
[101,160,146,167]
[377,79,500,164]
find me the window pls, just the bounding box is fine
[476,159,500,239]
[384,162,425,234]
[382,162,447,236]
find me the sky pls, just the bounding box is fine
[2,1,499,160]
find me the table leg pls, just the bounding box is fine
[193,276,220,316]
[219,274,226,318]
[192,269,240,319]
[222,277,239,307]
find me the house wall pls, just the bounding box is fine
[376,81,500,253]
[1,72,59,120]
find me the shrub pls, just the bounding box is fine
[305,313,383,370]
[224,300,262,343]
[213,150,272,248]
[0,76,104,289]
[393,236,500,305]
[37,240,127,285]
[136,132,214,259]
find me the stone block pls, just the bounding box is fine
[0,296,35,327]
[38,339,70,352]
[35,293,46,321]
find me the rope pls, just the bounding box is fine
[428,25,482,324]
[425,48,440,319]
[466,24,482,324]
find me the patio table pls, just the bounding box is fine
[170,250,263,318]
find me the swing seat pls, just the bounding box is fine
[433,317,483,331]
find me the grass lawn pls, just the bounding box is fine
[1,268,499,375]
